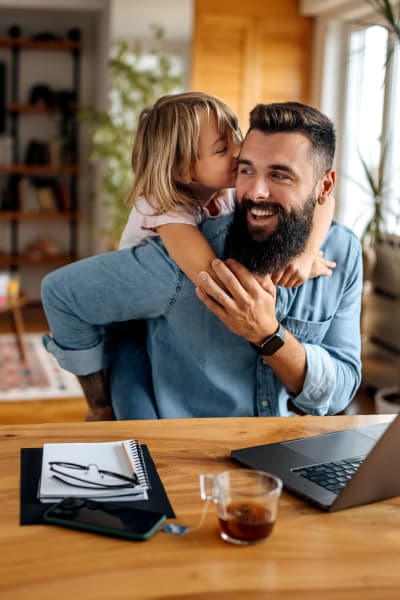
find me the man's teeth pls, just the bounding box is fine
[250,207,274,218]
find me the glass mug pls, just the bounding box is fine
[199,469,282,545]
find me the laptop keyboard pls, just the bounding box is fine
[293,456,365,495]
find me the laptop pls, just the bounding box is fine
[231,416,400,511]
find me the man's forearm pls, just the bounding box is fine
[263,329,307,395]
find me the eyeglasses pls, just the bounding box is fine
[49,461,139,490]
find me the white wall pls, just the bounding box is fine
[111,0,193,43]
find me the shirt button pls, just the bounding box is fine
[261,400,269,408]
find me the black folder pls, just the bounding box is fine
[20,445,175,525]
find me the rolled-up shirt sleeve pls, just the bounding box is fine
[287,230,363,415]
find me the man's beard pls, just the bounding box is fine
[224,193,316,275]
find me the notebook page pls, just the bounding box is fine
[39,440,149,502]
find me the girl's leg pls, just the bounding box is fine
[41,250,157,419]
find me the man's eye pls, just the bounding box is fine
[272,172,289,180]
[238,168,254,175]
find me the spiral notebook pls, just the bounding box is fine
[39,439,150,502]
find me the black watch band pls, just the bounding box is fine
[251,323,286,356]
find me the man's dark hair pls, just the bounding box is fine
[249,101,336,174]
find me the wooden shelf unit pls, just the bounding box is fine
[0,31,82,277]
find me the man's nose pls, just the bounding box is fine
[247,177,270,200]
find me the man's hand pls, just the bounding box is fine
[195,258,278,345]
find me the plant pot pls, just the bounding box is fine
[374,386,400,414]
[362,244,377,284]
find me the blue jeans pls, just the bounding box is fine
[103,321,158,420]
[41,255,158,420]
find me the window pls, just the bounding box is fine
[309,10,400,239]
[339,25,388,238]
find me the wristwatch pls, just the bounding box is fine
[250,323,286,356]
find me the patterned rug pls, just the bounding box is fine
[0,333,83,401]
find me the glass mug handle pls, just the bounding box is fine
[199,473,217,501]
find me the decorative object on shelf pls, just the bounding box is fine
[0,135,12,165]
[7,25,21,38]
[67,28,81,42]
[32,32,62,42]
[79,26,182,245]
[22,237,61,261]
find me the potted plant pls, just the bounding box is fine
[358,1,400,410]
[79,27,183,246]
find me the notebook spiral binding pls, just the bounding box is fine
[127,440,151,490]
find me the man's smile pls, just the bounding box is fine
[244,201,282,232]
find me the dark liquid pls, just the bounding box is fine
[218,501,274,542]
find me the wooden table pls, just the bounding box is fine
[1,415,399,600]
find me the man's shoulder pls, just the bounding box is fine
[201,213,233,247]
[327,220,361,248]
[323,220,362,280]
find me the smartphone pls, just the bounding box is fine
[43,498,166,541]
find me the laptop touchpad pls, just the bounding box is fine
[282,430,376,463]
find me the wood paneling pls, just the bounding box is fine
[191,0,313,130]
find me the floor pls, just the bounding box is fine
[0,303,86,424]
[0,302,394,425]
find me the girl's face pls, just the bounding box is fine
[189,110,240,202]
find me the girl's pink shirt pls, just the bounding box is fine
[118,189,235,249]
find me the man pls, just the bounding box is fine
[42,102,362,418]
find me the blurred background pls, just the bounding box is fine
[0,0,399,417]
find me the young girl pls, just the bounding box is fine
[119,91,335,288]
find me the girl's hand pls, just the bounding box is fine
[272,251,336,288]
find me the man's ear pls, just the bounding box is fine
[317,169,336,205]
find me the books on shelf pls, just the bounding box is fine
[16,177,70,212]
[36,185,58,211]
[39,439,150,503]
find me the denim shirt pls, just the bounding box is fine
[42,217,362,418]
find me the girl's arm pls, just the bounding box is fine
[272,195,336,288]
[157,223,218,285]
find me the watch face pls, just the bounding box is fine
[259,325,285,356]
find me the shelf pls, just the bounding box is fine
[0,165,79,176]
[0,254,76,267]
[0,212,79,221]
[7,102,78,114]
[0,37,82,51]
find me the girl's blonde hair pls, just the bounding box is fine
[127,91,242,214]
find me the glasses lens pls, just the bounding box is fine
[50,463,135,489]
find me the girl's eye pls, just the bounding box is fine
[216,146,227,154]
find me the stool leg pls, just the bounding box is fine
[10,301,28,363]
